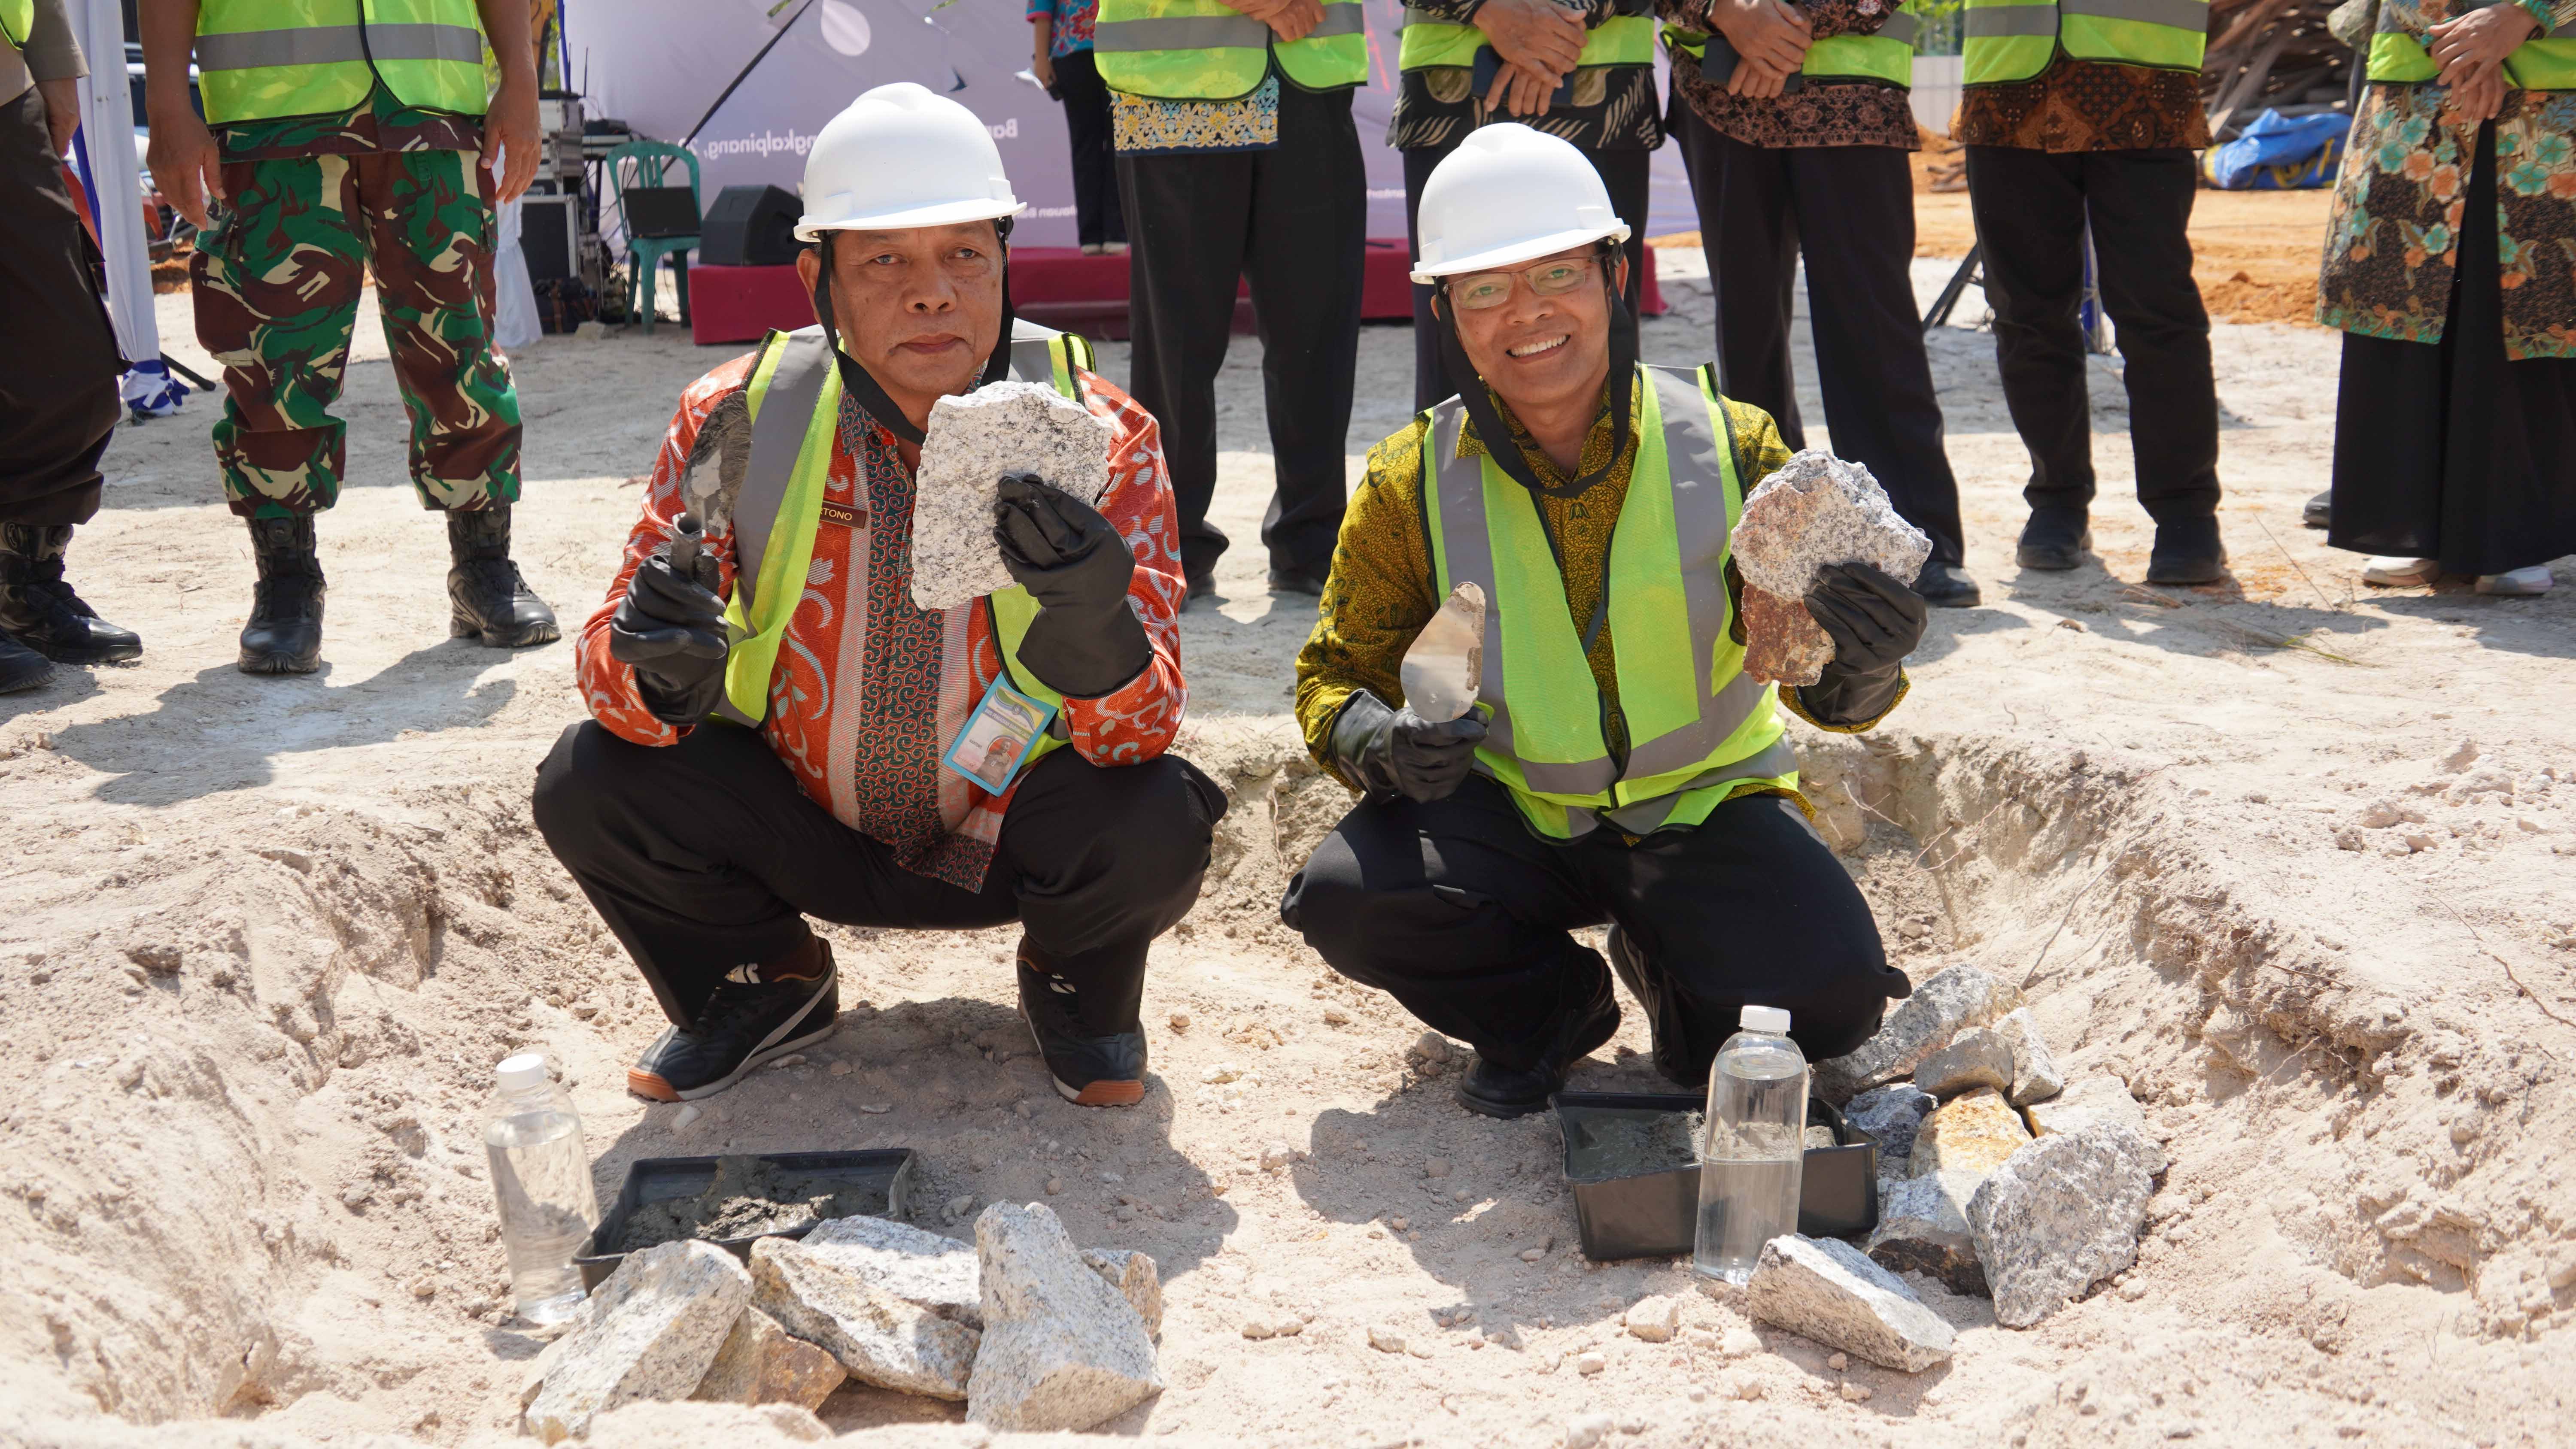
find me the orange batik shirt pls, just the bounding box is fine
[576,352,1189,891]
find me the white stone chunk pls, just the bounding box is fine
[1813,964,2020,1103]
[911,381,1115,611]
[1995,1007,2066,1106]
[1745,1234,1954,1373]
[1623,1294,1682,1342]
[523,1240,753,1444]
[2023,1074,2164,1174]
[1081,1246,1164,1339]
[967,1202,1162,1432]
[1913,1026,2015,1100]
[800,1212,982,1327]
[1732,450,1934,599]
[750,1237,979,1400]
[1968,1125,2159,1328]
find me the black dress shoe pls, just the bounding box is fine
[2015,510,2092,571]
[2145,516,2228,586]
[2303,491,2331,529]
[1185,567,1215,602]
[0,631,53,693]
[1456,987,1621,1120]
[1911,561,1983,608]
[1267,564,1329,597]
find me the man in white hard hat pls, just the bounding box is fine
[532,84,1222,1108]
[1280,124,1921,1117]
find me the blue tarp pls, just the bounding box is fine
[2203,109,2354,191]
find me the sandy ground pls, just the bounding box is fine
[1,258,2572,1449]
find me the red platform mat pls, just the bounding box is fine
[687,242,1664,348]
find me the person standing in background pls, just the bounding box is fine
[1955,0,2227,586]
[1094,0,1370,600]
[1391,0,1660,413]
[140,0,556,677]
[1030,0,1129,255]
[0,0,145,692]
[1659,0,1977,606]
[2315,0,2574,597]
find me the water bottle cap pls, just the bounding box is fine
[1739,1005,1792,1034]
[496,1052,551,1093]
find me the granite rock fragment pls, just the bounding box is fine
[750,1236,980,1400]
[690,1306,847,1411]
[1914,1027,2015,1100]
[1842,1084,1936,1170]
[1739,583,1838,687]
[968,1201,1162,1431]
[1911,1086,2032,1179]
[1746,1234,1954,1373]
[523,1240,753,1444]
[1995,1007,2065,1106]
[1968,1124,2158,1328]
[1734,450,1935,599]
[2024,1074,2164,1175]
[799,1212,982,1326]
[1081,1246,1164,1339]
[911,380,1114,611]
[1812,964,2021,1103]
[1863,1167,1989,1295]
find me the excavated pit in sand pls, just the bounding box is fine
[3,722,2568,1448]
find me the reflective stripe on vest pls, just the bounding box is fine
[714,320,1094,736]
[2367,22,2576,91]
[1661,8,1917,88]
[197,0,489,124]
[1096,0,1367,100]
[1421,364,1798,841]
[1963,0,2207,87]
[1397,10,1658,72]
[2,0,32,49]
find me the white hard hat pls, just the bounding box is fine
[1410,123,1630,284]
[796,82,1025,240]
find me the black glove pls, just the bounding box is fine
[1795,561,1927,725]
[993,471,1153,698]
[608,540,729,725]
[1327,690,1490,803]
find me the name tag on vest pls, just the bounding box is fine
[818,499,869,530]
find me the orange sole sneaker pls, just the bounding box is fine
[1054,1077,1146,1107]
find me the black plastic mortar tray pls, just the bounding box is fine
[1552,1091,1877,1262]
[572,1148,921,1290]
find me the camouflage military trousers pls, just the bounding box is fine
[193,149,521,518]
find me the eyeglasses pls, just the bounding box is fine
[1443,255,1599,311]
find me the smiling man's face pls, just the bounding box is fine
[795,221,1005,429]
[1446,244,1622,422]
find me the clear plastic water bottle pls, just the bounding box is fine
[483,1052,598,1325]
[1694,1005,1810,1284]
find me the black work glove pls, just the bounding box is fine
[1328,690,1490,803]
[993,471,1153,698]
[608,540,729,725]
[1795,561,1927,726]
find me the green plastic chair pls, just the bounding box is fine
[605,139,701,334]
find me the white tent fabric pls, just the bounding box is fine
[492,197,541,352]
[66,0,161,375]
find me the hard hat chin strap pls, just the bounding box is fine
[1434,246,1634,502]
[809,221,1021,448]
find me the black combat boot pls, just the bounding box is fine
[447,503,560,647]
[240,513,326,675]
[0,522,143,665]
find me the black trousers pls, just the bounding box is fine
[1051,50,1126,248]
[2330,121,2576,576]
[1403,141,1652,414]
[1964,145,2221,524]
[532,721,1224,1031]
[1673,106,1966,568]
[0,88,122,527]
[1116,80,1367,581]
[1280,776,1904,1085]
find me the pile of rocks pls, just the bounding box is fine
[519,1201,1161,1441]
[1743,964,2164,1366]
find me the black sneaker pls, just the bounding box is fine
[2015,510,2092,572]
[1266,564,1328,597]
[1016,941,1146,1106]
[1911,561,1982,609]
[2302,491,2331,530]
[1456,983,1621,1120]
[2145,516,2228,586]
[627,942,838,1101]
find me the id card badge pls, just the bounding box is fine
[942,674,1060,793]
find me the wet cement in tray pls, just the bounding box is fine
[615,1155,892,1252]
[1565,1110,1839,1180]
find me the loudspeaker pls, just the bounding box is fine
[699,185,803,267]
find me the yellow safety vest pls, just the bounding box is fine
[1398,7,1659,72]
[1420,363,1800,841]
[2,0,33,50]
[1095,0,1369,100]
[1662,6,1921,88]
[196,0,490,124]
[1962,0,2207,87]
[715,322,1099,748]
[2366,9,2576,92]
